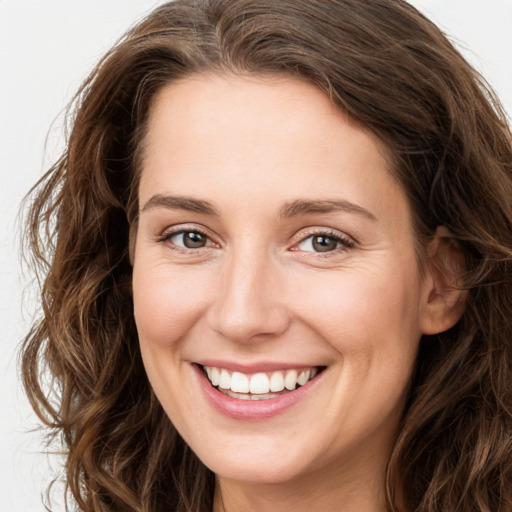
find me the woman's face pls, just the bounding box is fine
[133,74,433,486]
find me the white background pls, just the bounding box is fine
[1,1,510,510]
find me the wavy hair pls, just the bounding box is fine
[21,0,512,510]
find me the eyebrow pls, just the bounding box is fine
[280,199,377,221]
[141,194,219,216]
[141,194,376,221]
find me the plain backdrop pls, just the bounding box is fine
[1,1,511,510]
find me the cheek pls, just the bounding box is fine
[292,258,423,372]
[296,264,422,430]
[132,265,212,350]
[131,266,212,430]
[301,267,420,332]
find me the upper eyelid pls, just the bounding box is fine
[158,224,219,245]
[291,226,355,245]
[160,223,214,237]
[157,229,220,255]
[287,229,356,259]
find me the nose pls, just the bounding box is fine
[207,248,291,343]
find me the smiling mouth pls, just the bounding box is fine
[201,365,324,401]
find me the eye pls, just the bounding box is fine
[163,230,215,249]
[295,231,354,253]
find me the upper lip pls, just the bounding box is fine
[195,359,324,373]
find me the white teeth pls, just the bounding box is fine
[269,371,285,392]
[231,372,249,393]
[211,367,220,386]
[203,365,319,396]
[223,390,282,401]
[219,369,231,389]
[297,369,311,386]
[249,373,270,394]
[284,369,298,391]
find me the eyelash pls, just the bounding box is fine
[157,227,355,255]
[157,226,217,253]
[291,229,355,255]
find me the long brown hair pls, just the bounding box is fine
[21,1,512,510]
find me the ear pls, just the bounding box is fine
[420,226,468,335]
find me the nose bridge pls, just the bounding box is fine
[208,241,289,343]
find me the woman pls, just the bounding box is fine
[21,0,512,511]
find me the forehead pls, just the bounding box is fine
[140,74,394,196]
[143,73,385,149]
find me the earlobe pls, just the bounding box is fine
[420,227,468,335]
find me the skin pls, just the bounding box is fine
[132,74,462,512]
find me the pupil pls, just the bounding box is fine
[184,232,206,248]
[312,235,337,252]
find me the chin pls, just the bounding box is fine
[189,430,327,486]
[207,455,309,485]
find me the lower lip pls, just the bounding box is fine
[193,364,323,421]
